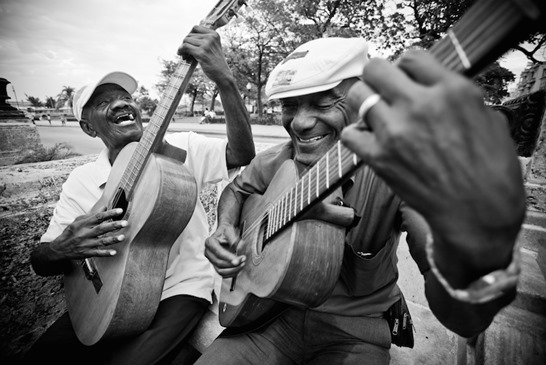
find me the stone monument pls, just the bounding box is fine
[0,77,42,165]
[0,77,26,120]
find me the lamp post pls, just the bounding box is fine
[246,83,252,113]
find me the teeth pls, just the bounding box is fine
[298,135,325,143]
[117,120,135,126]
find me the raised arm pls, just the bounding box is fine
[341,51,526,337]
[179,25,255,169]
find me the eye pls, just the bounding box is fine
[281,101,298,113]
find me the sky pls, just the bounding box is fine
[0,0,221,103]
[0,0,535,105]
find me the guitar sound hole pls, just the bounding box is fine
[111,188,129,221]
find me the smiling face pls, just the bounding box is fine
[280,78,359,166]
[80,83,143,162]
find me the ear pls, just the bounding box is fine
[80,120,97,138]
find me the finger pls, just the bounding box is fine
[346,80,389,134]
[216,268,242,278]
[205,237,246,266]
[94,220,128,236]
[205,245,246,268]
[363,58,421,103]
[340,124,381,165]
[91,208,124,224]
[90,248,117,257]
[396,50,450,86]
[95,234,125,247]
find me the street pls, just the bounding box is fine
[35,119,289,156]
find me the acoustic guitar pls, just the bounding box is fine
[64,0,248,346]
[219,0,546,328]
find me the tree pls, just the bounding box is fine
[133,86,158,115]
[222,0,300,116]
[223,0,387,116]
[25,95,43,107]
[473,61,515,104]
[45,96,56,109]
[371,0,522,102]
[56,86,75,110]
[156,58,212,116]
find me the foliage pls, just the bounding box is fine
[133,86,158,115]
[45,96,56,109]
[25,94,43,107]
[15,143,80,165]
[250,114,282,126]
[155,58,214,115]
[56,85,75,110]
[473,61,515,104]
[369,0,519,101]
[221,0,386,116]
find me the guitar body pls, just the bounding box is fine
[219,160,345,327]
[64,142,197,345]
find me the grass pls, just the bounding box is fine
[15,143,81,165]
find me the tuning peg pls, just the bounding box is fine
[233,14,246,24]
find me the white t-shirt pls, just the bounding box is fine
[41,131,232,303]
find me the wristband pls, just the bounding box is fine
[425,234,521,304]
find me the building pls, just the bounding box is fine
[515,61,546,96]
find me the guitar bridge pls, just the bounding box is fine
[81,258,103,293]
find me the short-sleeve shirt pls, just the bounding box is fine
[41,131,232,303]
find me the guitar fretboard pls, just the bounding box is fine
[118,60,197,198]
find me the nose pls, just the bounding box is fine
[111,97,132,110]
[290,105,317,134]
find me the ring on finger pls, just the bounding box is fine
[358,94,382,121]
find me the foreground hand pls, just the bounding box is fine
[50,207,127,260]
[178,25,233,85]
[341,51,526,279]
[205,223,246,278]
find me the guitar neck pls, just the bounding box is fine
[429,0,543,77]
[118,59,198,198]
[263,0,545,241]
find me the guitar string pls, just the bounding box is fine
[239,143,358,244]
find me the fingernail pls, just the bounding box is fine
[120,220,128,227]
[116,208,123,214]
[117,235,125,241]
[109,250,116,256]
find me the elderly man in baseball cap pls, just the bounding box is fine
[199,36,522,365]
[26,26,255,365]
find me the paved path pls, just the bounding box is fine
[33,117,290,140]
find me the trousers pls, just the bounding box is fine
[194,307,392,365]
[22,294,208,365]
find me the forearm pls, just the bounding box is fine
[425,269,516,337]
[217,75,255,169]
[424,227,521,337]
[217,182,247,228]
[30,242,69,276]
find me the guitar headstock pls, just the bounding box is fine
[200,0,247,30]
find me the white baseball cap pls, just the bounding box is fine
[265,37,369,100]
[72,71,138,121]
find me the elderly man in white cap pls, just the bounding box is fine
[199,36,524,365]
[25,26,255,365]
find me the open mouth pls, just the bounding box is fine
[297,134,327,144]
[113,112,136,126]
